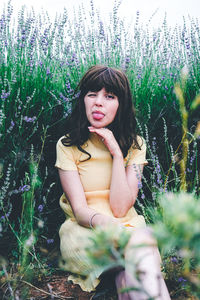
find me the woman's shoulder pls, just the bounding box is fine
[56,136,78,154]
[124,136,147,166]
[56,135,67,148]
[135,135,146,148]
[57,135,74,146]
[56,135,90,161]
[57,135,65,145]
[128,135,146,150]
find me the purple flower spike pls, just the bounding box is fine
[178,277,187,283]
[171,257,178,263]
[47,239,54,244]
[19,185,30,192]
[38,205,44,212]
[24,116,36,123]
[1,91,10,100]
[46,67,51,75]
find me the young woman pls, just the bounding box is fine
[55,65,171,299]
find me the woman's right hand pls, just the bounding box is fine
[88,126,123,157]
[58,169,122,228]
[89,212,121,229]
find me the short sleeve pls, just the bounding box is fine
[55,137,78,171]
[124,136,148,166]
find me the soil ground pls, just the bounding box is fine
[28,272,118,300]
[0,271,118,300]
[1,271,196,300]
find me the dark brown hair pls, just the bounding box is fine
[62,65,141,159]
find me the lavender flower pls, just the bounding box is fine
[0,16,6,30]
[19,185,30,192]
[47,239,54,244]
[135,11,140,26]
[24,116,36,123]
[65,80,74,96]
[46,67,51,75]
[38,205,44,212]
[59,93,70,103]
[1,91,10,100]
[178,277,187,286]
[1,213,9,220]
[125,57,130,64]
[138,181,142,189]
[99,21,104,37]
[186,168,192,173]
[178,277,186,282]
[171,257,178,263]
[185,38,190,50]
[8,120,15,132]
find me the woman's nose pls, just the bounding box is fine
[94,95,103,106]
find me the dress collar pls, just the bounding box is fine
[89,133,108,151]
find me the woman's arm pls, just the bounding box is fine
[88,127,144,218]
[58,169,120,227]
[110,157,144,217]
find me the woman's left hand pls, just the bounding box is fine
[88,126,123,157]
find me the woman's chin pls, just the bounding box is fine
[89,121,106,128]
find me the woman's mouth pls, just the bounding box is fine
[92,112,105,120]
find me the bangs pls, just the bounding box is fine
[80,67,124,98]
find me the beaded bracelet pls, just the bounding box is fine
[89,213,101,228]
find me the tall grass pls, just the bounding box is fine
[0,0,200,298]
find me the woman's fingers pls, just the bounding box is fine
[88,127,115,146]
[88,127,122,157]
[88,126,111,140]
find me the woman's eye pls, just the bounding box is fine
[106,94,115,99]
[88,93,96,97]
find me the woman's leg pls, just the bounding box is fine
[115,227,171,300]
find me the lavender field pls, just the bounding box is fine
[0,1,200,299]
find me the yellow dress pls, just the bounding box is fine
[55,133,148,292]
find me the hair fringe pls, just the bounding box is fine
[61,65,142,160]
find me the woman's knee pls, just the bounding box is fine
[128,227,157,247]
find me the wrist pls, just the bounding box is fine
[89,213,101,228]
[112,151,123,159]
[89,213,119,228]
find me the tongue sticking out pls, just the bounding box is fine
[93,113,104,120]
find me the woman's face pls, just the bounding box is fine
[84,88,119,128]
